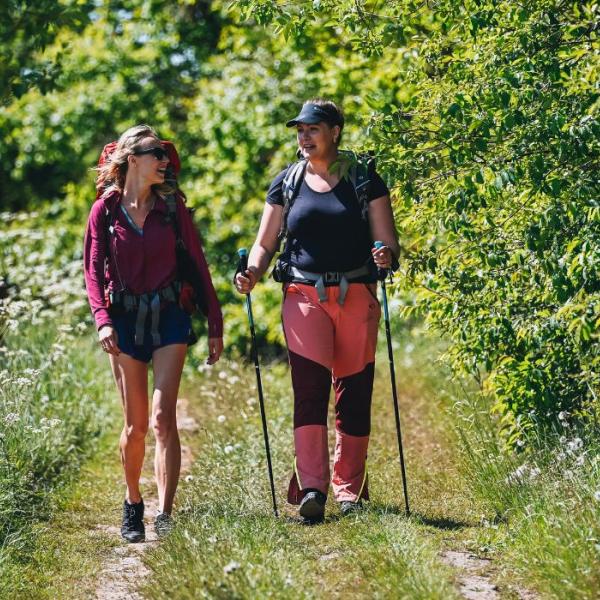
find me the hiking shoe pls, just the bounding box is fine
[154,512,174,539]
[121,499,145,543]
[299,489,326,524]
[339,500,362,516]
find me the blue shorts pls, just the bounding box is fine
[112,302,192,363]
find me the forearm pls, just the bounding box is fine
[247,243,275,280]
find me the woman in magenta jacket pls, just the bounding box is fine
[84,124,223,542]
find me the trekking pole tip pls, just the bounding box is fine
[374,240,384,249]
[238,248,248,257]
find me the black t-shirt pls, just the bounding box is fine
[266,165,389,275]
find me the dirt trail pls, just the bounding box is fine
[440,550,538,600]
[94,398,198,600]
[441,551,500,600]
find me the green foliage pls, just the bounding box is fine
[0,0,93,102]
[1,0,598,437]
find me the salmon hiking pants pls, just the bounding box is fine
[282,282,381,504]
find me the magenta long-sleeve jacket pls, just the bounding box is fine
[83,190,223,338]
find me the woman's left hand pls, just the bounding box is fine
[207,337,224,365]
[371,245,392,269]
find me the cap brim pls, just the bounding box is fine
[286,115,322,127]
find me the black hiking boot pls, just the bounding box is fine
[121,499,145,543]
[299,489,326,524]
[339,500,362,516]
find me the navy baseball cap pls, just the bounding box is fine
[286,103,342,127]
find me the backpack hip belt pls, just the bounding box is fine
[108,281,182,346]
[288,265,370,305]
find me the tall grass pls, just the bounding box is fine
[456,393,600,598]
[0,321,112,573]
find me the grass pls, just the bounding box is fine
[0,320,118,598]
[457,396,600,599]
[141,330,468,599]
[142,327,600,599]
[1,316,598,598]
[2,428,125,599]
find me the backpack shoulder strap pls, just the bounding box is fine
[344,150,374,223]
[164,194,184,243]
[279,159,307,245]
[101,192,120,258]
[282,159,307,204]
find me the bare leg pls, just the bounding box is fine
[151,343,187,514]
[109,353,149,503]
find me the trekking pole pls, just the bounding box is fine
[374,241,410,516]
[237,248,278,517]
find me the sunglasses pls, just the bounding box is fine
[133,146,169,161]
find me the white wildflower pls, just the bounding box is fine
[558,411,568,421]
[566,438,583,453]
[185,475,194,483]
[217,415,226,423]
[512,464,529,481]
[507,463,540,484]
[218,371,228,380]
[223,561,240,574]
[4,412,19,425]
[224,445,234,454]
[246,397,256,406]
[593,490,600,502]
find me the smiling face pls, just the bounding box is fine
[296,122,340,161]
[128,136,170,186]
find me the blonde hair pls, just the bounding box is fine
[95,124,175,197]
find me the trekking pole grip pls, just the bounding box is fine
[238,247,248,273]
[237,248,255,328]
[374,240,388,281]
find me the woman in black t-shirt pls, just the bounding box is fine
[234,99,399,523]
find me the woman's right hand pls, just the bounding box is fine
[234,268,258,294]
[99,325,120,356]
